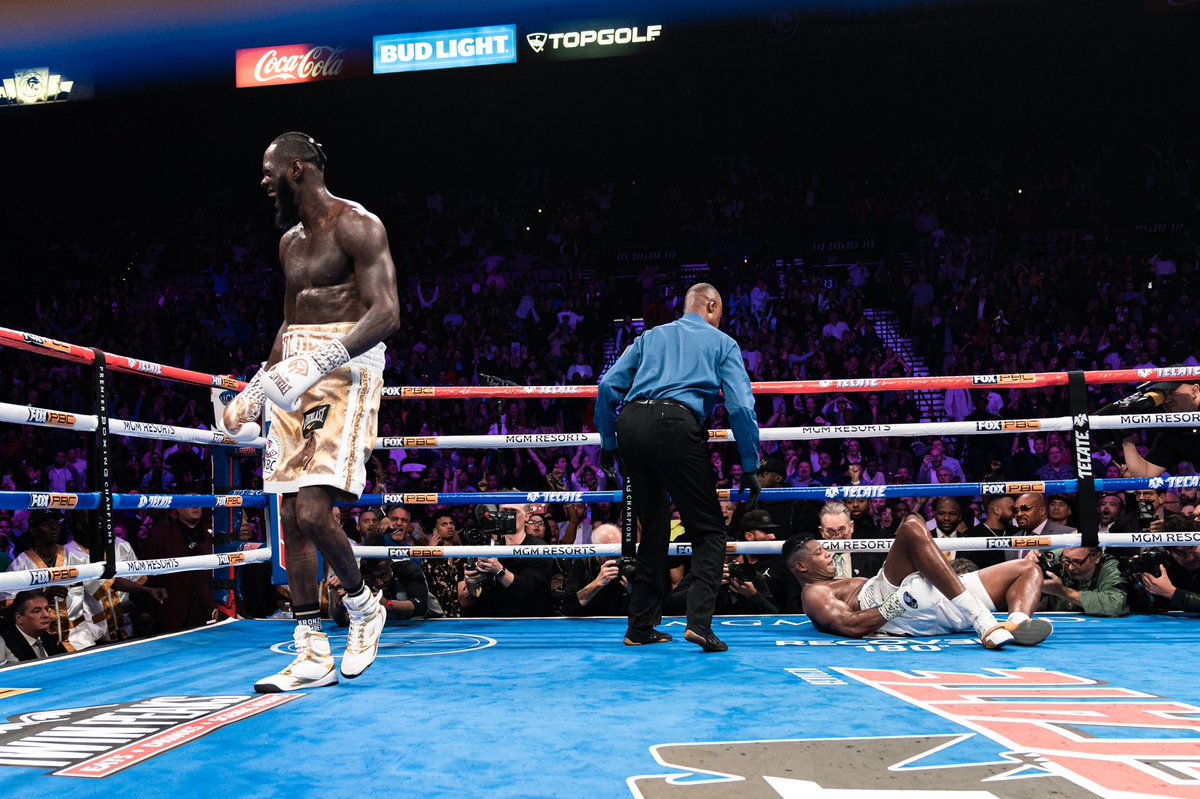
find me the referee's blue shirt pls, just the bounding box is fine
[595,313,761,472]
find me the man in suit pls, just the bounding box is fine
[1,590,66,665]
[1013,493,1076,539]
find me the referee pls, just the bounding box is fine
[595,283,761,653]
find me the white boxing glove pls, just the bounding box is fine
[261,340,350,412]
[216,371,265,443]
[877,574,942,621]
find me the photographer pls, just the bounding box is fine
[457,504,553,617]
[1025,547,1129,616]
[329,523,430,624]
[1119,376,1200,478]
[1129,514,1200,614]
[561,525,630,616]
[664,552,778,617]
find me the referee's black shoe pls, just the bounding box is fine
[684,626,728,653]
[624,627,673,646]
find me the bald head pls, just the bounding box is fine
[683,283,723,327]
[591,523,621,546]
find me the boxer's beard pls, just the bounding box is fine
[274,179,299,228]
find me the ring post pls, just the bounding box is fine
[1068,370,1099,548]
[91,348,116,578]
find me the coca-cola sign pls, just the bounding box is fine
[235,44,356,88]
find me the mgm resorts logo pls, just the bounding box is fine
[1,69,75,105]
[526,25,662,53]
[0,691,300,778]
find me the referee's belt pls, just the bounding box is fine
[629,398,700,423]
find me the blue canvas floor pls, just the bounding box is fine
[1,614,1198,798]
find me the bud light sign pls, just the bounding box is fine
[236,44,352,88]
[374,25,517,73]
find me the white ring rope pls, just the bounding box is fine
[0,547,272,592]
[1,401,265,448]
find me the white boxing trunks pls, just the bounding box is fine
[857,569,996,636]
[262,322,385,497]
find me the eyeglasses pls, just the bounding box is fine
[526,519,546,527]
[1014,504,1038,513]
[1061,554,1097,567]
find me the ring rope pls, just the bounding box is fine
[0,400,263,448]
[0,478,1192,512]
[0,326,246,393]
[5,324,1199,399]
[376,413,1200,450]
[7,527,1199,591]
[0,546,271,592]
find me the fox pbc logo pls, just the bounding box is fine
[28,493,78,509]
[974,419,1041,432]
[401,548,444,558]
[399,386,436,398]
[987,536,1051,549]
[25,409,75,428]
[215,376,240,391]
[215,496,244,508]
[707,430,731,440]
[0,693,300,778]
[380,493,439,505]
[28,568,80,585]
[216,552,246,565]
[980,481,1045,495]
[971,373,1038,385]
[20,333,71,354]
[401,437,438,447]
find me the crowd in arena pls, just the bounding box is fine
[2,136,1198,661]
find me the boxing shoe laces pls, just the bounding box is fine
[254,626,337,693]
[341,590,385,679]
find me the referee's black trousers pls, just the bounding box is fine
[617,401,727,632]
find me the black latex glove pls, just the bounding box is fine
[600,448,619,483]
[744,471,762,512]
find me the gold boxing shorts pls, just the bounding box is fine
[263,322,385,498]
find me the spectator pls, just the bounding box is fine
[1094,489,1137,532]
[1036,446,1075,482]
[422,512,463,618]
[139,507,215,633]
[916,438,965,484]
[962,495,1016,570]
[733,509,794,612]
[817,501,882,579]
[1012,492,1075,538]
[1,591,66,664]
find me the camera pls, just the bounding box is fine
[1137,497,1157,531]
[727,559,756,584]
[1122,549,1172,579]
[1042,559,1066,581]
[475,505,517,539]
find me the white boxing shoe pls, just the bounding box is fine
[341,590,385,679]
[974,614,1015,649]
[1008,616,1053,646]
[254,625,337,693]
